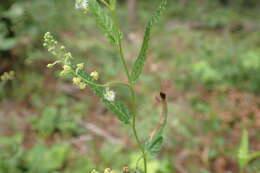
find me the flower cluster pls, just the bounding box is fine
[43,32,116,100]
[44,32,73,76]
[43,32,58,56]
[0,71,15,81]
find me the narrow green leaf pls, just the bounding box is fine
[130,0,167,84]
[88,0,121,45]
[76,69,131,124]
[238,129,249,169]
[239,129,249,156]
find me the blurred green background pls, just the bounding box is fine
[1,0,260,172]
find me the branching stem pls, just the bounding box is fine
[110,6,148,173]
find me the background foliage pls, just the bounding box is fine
[1,0,260,172]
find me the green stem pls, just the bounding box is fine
[118,40,131,81]
[130,86,147,173]
[111,10,131,81]
[110,7,147,173]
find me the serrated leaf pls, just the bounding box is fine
[76,69,131,124]
[130,0,167,84]
[88,0,121,45]
[103,100,131,124]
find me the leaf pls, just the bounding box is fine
[0,36,17,51]
[237,129,260,169]
[76,68,131,124]
[239,129,249,157]
[248,152,260,163]
[103,100,131,124]
[145,136,163,156]
[88,0,121,45]
[130,0,167,84]
[145,93,168,156]
[34,107,59,137]
[26,143,69,172]
[238,129,249,169]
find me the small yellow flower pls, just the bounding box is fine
[64,52,72,59]
[91,169,99,173]
[90,71,99,80]
[79,82,86,89]
[60,65,71,76]
[72,77,81,85]
[63,65,71,71]
[76,63,84,70]
[1,71,15,81]
[104,168,112,173]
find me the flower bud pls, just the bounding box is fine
[47,63,54,68]
[60,45,66,51]
[64,52,72,59]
